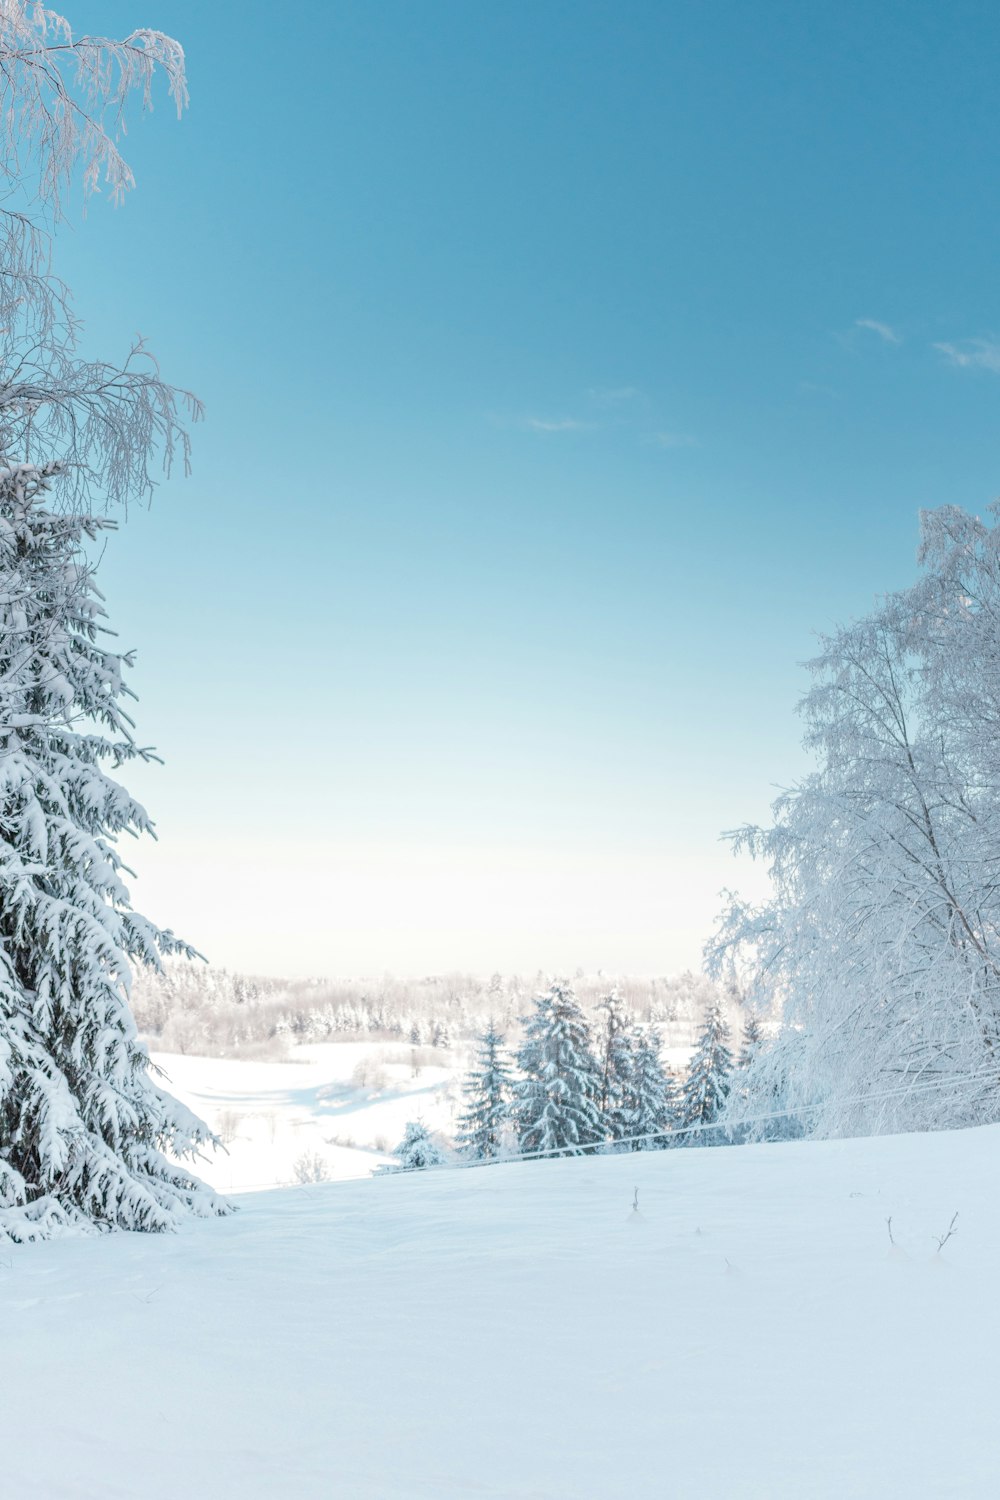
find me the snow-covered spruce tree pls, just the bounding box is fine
[679,1002,733,1143]
[623,1025,680,1148]
[512,983,604,1156]
[595,991,677,1147]
[0,6,225,1238]
[737,1011,764,1070]
[710,504,1000,1139]
[456,1020,513,1159]
[432,1019,451,1049]
[596,988,632,1136]
[0,467,222,1237]
[389,1120,448,1172]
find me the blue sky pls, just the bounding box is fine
[52,0,1000,976]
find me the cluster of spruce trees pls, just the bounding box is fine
[393,983,762,1169]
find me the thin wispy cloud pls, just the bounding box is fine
[933,337,1000,373]
[647,430,697,449]
[489,412,593,433]
[522,416,589,433]
[855,317,901,344]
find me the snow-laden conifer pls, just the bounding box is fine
[596,988,631,1132]
[738,1011,764,1070]
[0,468,224,1239]
[623,1025,681,1148]
[456,1020,513,1159]
[390,1120,448,1171]
[596,990,677,1146]
[680,1002,733,1142]
[512,983,603,1156]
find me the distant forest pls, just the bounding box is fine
[131,964,735,1061]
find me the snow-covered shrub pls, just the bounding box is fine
[293,1150,331,1184]
[217,1111,243,1146]
[351,1058,389,1092]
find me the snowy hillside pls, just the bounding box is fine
[151,1040,698,1189]
[151,1043,462,1188]
[5,1120,997,1498]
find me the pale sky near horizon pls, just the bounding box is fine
[45,0,1000,978]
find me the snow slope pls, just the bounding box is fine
[3,1122,998,1498]
[149,1042,695,1192]
[150,1043,461,1189]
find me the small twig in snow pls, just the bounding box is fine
[934,1212,959,1253]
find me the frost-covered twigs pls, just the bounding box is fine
[0,4,187,217]
[0,331,202,510]
[293,1150,330,1185]
[0,5,198,512]
[710,504,1000,1139]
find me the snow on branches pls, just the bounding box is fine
[710,502,1000,1139]
[0,468,224,1238]
[0,2,199,512]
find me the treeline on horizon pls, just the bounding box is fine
[131,963,736,1061]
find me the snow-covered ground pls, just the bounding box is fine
[4,1106,998,1498]
[150,1041,696,1191]
[151,1043,462,1189]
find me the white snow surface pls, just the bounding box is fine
[3,1098,999,1498]
[146,1042,696,1192]
[150,1043,461,1189]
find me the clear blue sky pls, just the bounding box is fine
[53,0,1000,976]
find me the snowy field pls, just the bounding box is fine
[4,1108,999,1498]
[148,1041,698,1191]
[150,1043,463,1189]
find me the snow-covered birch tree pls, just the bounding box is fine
[0,4,199,509]
[710,502,1000,1139]
[0,3,221,1237]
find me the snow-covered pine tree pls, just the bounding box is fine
[390,1120,448,1171]
[621,1024,681,1148]
[432,1019,451,1049]
[738,1011,764,1069]
[596,988,632,1134]
[456,1020,513,1159]
[512,983,604,1156]
[680,1001,733,1143]
[0,467,224,1239]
